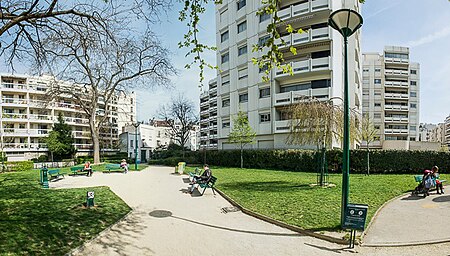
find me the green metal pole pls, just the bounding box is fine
[341,36,350,226]
[135,126,138,171]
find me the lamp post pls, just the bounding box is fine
[328,9,363,227]
[132,122,141,170]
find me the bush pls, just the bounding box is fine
[151,149,450,174]
[5,161,34,172]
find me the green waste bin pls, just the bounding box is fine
[177,162,186,174]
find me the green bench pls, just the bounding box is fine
[103,164,123,173]
[48,169,64,180]
[188,168,201,181]
[70,166,89,176]
[414,174,447,184]
[197,176,217,196]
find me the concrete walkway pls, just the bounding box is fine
[363,189,450,246]
[52,166,450,255]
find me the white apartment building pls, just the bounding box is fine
[446,115,450,149]
[0,74,135,161]
[419,123,436,142]
[214,0,362,150]
[120,121,200,162]
[430,123,446,147]
[200,79,218,150]
[362,46,420,150]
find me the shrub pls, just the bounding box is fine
[5,161,34,172]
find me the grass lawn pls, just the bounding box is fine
[0,169,131,255]
[186,166,448,231]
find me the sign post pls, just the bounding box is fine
[342,204,368,248]
[86,191,95,208]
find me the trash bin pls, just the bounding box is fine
[177,162,186,175]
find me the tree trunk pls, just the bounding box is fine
[89,120,101,164]
[366,144,370,176]
[240,144,243,169]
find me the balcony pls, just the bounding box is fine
[385,117,409,123]
[276,57,331,78]
[385,69,408,76]
[54,102,82,111]
[385,80,408,88]
[73,131,91,138]
[2,113,28,120]
[274,120,290,133]
[1,83,28,92]
[2,98,28,105]
[384,57,409,65]
[384,93,409,100]
[277,28,330,49]
[274,88,330,107]
[74,144,93,150]
[278,0,329,21]
[384,128,409,134]
[29,114,53,122]
[384,105,409,111]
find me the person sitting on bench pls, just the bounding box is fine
[120,159,129,174]
[189,164,212,194]
[84,161,93,177]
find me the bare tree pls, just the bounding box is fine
[357,114,379,175]
[41,16,175,164]
[158,95,198,158]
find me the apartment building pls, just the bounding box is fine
[199,79,218,150]
[0,74,135,161]
[446,115,450,149]
[419,123,436,142]
[213,0,362,150]
[430,123,446,146]
[362,46,420,150]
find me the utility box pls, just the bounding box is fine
[86,191,95,207]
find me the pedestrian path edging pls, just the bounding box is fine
[214,188,348,245]
[66,207,134,256]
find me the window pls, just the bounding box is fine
[385,52,408,59]
[259,88,270,98]
[220,31,229,42]
[374,79,381,84]
[260,113,270,123]
[410,69,417,74]
[374,113,381,118]
[374,103,381,107]
[219,9,227,22]
[258,35,270,46]
[130,140,134,148]
[237,21,247,33]
[410,126,416,131]
[362,89,369,96]
[363,68,369,72]
[410,92,417,97]
[375,68,381,72]
[374,125,380,129]
[237,0,246,10]
[410,103,417,108]
[221,75,230,86]
[221,52,229,64]
[311,79,331,89]
[374,91,381,96]
[259,64,268,73]
[238,45,247,56]
[239,93,248,103]
[238,68,248,80]
[280,82,310,93]
[259,12,271,23]
[410,81,417,86]
[222,98,230,107]
[222,121,230,128]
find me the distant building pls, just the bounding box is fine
[362,46,420,150]
[445,115,450,149]
[199,78,218,150]
[419,123,436,142]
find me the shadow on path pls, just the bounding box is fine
[432,195,450,203]
[304,243,344,254]
[400,195,426,201]
[170,215,304,237]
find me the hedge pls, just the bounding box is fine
[153,149,450,174]
[4,161,34,172]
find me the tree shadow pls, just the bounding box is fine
[220,181,315,193]
[401,195,426,201]
[432,195,450,203]
[182,178,191,183]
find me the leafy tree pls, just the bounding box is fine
[45,113,76,161]
[228,111,256,168]
[357,114,379,175]
[158,95,198,158]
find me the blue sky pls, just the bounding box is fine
[137,0,450,124]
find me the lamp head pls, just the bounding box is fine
[328,9,363,38]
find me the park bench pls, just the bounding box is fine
[48,169,64,180]
[188,168,201,181]
[197,176,217,196]
[103,164,123,173]
[70,166,90,176]
[414,174,447,184]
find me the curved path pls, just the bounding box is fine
[52,166,450,255]
[363,189,450,246]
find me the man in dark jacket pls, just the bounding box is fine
[189,164,212,193]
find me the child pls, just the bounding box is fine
[120,159,129,174]
[84,161,93,177]
[432,166,444,194]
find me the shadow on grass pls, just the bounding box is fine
[220,181,315,192]
[171,215,304,237]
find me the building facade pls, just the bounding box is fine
[419,123,436,142]
[362,46,420,150]
[212,0,362,150]
[199,78,218,150]
[446,115,450,149]
[0,74,135,161]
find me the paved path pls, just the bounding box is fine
[52,166,450,255]
[363,188,450,246]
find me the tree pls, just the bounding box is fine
[158,95,198,158]
[228,111,256,169]
[287,97,358,185]
[358,114,379,175]
[46,113,76,161]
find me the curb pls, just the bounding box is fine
[66,207,134,256]
[214,188,349,245]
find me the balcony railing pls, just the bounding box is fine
[384,128,409,134]
[276,57,331,78]
[384,117,409,123]
[2,113,28,119]
[274,88,330,106]
[384,80,408,87]
[278,0,329,20]
[2,98,28,104]
[275,120,290,133]
[276,27,330,49]
[385,69,409,76]
[384,105,409,111]
[384,93,409,100]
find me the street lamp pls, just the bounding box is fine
[328,9,363,227]
[132,122,141,170]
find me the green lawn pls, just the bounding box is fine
[187,166,447,231]
[0,169,131,255]
[56,163,149,174]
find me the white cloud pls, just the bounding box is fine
[364,2,399,21]
[407,26,450,48]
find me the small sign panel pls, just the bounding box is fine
[342,203,368,231]
[87,191,95,199]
